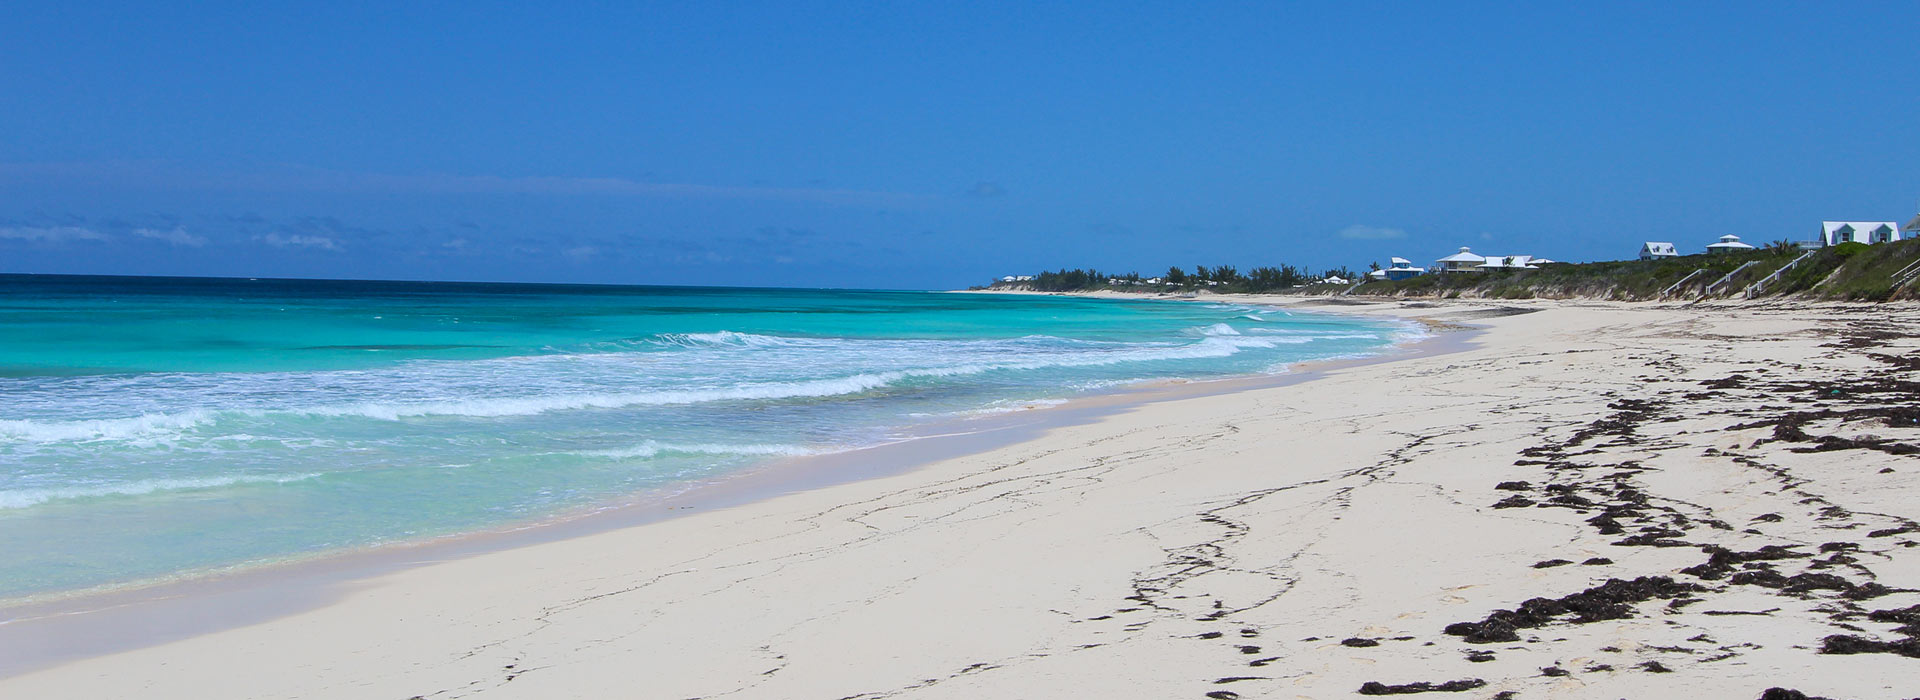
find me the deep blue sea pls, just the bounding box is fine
[0,274,1414,601]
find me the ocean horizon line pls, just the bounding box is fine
[0,270,944,294]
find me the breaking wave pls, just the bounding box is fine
[0,473,320,510]
[1,327,1322,444]
[0,410,218,444]
[569,441,821,460]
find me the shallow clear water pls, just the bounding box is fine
[0,275,1413,600]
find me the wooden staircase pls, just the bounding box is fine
[1742,250,1818,299]
[1659,269,1707,298]
[1703,261,1759,297]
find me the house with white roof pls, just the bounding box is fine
[1641,242,1678,260]
[1368,258,1424,281]
[1434,247,1487,273]
[1380,257,1423,280]
[1906,214,1920,238]
[1706,234,1756,255]
[1478,255,1538,270]
[1821,221,1900,246]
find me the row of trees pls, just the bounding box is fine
[1019,264,1363,293]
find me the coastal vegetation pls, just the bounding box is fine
[986,238,1920,302]
[1006,264,1361,294]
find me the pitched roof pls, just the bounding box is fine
[1642,242,1676,255]
[1905,214,1920,232]
[1436,247,1485,263]
[1707,234,1755,250]
[1478,255,1536,269]
[1823,221,1897,244]
[1823,221,1895,235]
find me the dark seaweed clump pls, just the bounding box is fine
[1443,577,1703,644]
[1756,689,1833,700]
[1819,603,1920,659]
[1357,678,1487,695]
[1678,545,1806,580]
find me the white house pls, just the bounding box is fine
[1641,242,1678,260]
[1434,247,1487,273]
[1706,234,1756,255]
[1821,221,1900,246]
[1903,214,1920,239]
[1478,255,1538,270]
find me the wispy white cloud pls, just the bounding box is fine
[134,227,208,247]
[0,161,926,206]
[1338,225,1408,240]
[563,245,598,260]
[0,225,109,242]
[258,232,342,251]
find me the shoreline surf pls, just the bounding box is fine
[1,282,1413,602]
[0,294,1463,677]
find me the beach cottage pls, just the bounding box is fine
[1907,214,1920,239]
[1706,234,1755,255]
[1383,257,1423,280]
[1434,247,1487,273]
[1477,255,1537,270]
[1820,222,1900,246]
[1640,242,1678,260]
[1368,258,1424,281]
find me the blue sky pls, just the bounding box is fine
[3,2,1916,289]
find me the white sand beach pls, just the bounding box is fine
[5,297,1919,699]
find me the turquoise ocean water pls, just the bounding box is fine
[0,274,1414,601]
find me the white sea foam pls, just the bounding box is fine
[0,324,1372,442]
[908,398,1073,418]
[569,440,820,460]
[0,410,217,444]
[0,473,321,510]
[649,330,815,349]
[303,368,953,420]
